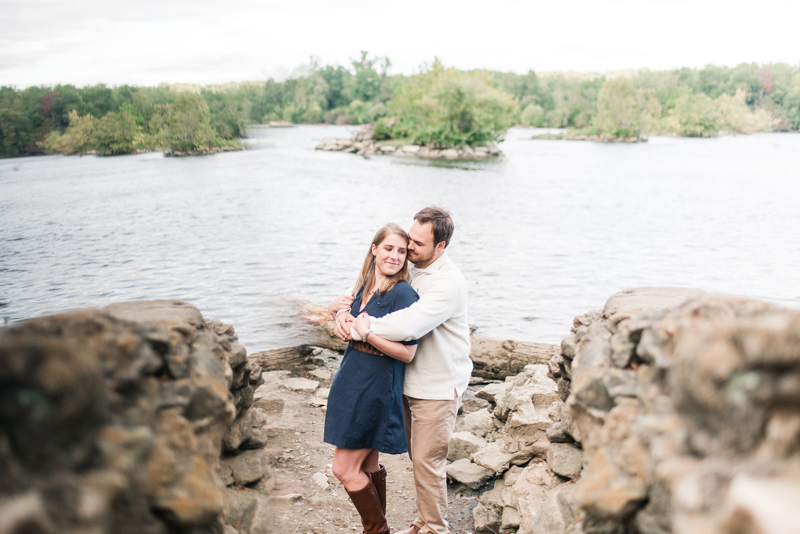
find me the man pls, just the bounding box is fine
[331,206,472,534]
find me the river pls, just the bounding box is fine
[1,126,799,350]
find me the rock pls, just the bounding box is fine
[471,442,515,473]
[473,502,502,533]
[223,408,255,452]
[223,488,257,531]
[222,449,270,485]
[461,392,490,414]
[249,494,281,534]
[527,486,578,534]
[446,459,495,490]
[308,369,331,381]
[402,145,420,153]
[441,148,460,159]
[457,408,495,437]
[476,382,513,404]
[547,443,582,479]
[0,492,55,534]
[379,145,396,153]
[311,472,329,490]
[447,431,488,462]
[717,475,800,534]
[502,506,521,530]
[510,462,550,526]
[314,388,330,399]
[488,145,500,155]
[280,377,319,393]
[602,287,705,327]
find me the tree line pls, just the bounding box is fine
[1,52,798,157]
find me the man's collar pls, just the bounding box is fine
[411,250,448,275]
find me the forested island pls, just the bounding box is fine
[1,52,799,157]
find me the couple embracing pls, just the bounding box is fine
[323,206,472,534]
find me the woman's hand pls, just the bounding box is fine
[352,312,372,339]
[329,294,354,319]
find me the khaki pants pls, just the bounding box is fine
[403,394,460,534]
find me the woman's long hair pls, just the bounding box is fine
[352,223,411,298]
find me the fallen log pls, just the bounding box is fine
[248,301,558,380]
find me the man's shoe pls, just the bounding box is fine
[368,464,387,515]
[395,526,420,534]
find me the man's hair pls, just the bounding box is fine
[414,206,454,248]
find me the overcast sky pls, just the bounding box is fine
[2,0,799,88]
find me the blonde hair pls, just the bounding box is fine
[352,223,411,298]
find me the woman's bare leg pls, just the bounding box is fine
[332,447,374,491]
[361,449,380,474]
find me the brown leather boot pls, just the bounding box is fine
[346,475,389,534]
[368,464,387,515]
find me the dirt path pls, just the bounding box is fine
[251,351,484,534]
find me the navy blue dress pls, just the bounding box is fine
[324,280,419,453]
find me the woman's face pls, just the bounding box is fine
[372,233,408,277]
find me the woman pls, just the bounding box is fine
[324,223,419,534]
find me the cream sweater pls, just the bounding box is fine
[352,251,472,400]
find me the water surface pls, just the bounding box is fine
[1,126,799,350]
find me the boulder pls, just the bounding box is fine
[527,486,578,534]
[475,381,513,404]
[447,431,487,462]
[511,462,551,529]
[471,442,515,473]
[446,459,495,490]
[547,443,582,479]
[223,408,255,452]
[457,408,495,437]
[473,502,502,533]
[221,449,271,486]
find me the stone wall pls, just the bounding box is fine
[549,288,800,534]
[0,300,269,534]
[451,288,800,534]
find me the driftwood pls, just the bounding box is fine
[248,301,558,380]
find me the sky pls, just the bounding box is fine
[1,0,799,88]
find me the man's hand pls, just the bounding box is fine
[334,312,354,341]
[353,312,371,339]
[328,294,354,319]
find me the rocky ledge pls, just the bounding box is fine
[315,128,501,160]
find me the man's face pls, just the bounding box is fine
[407,220,441,268]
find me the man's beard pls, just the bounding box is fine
[410,249,434,267]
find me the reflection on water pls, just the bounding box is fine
[1,126,799,351]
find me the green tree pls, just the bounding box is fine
[591,79,661,138]
[157,94,219,153]
[661,87,719,136]
[42,110,99,154]
[93,107,146,155]
[378,60,516,147]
